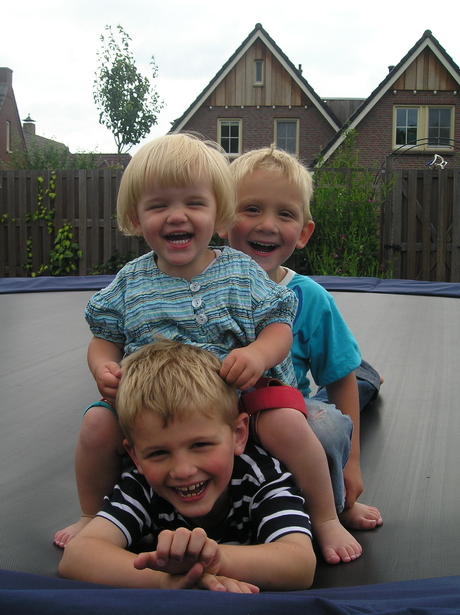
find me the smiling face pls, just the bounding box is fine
[125,411,248,528]
[225,169,315,282]
[131,174,218,280]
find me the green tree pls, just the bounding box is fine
[94,24,163,155]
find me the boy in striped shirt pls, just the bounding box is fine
[59,339,315,592]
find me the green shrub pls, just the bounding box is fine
[296,131,392,278]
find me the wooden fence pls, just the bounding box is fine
[1,165,459,281]
[0,169,147,277]
[381,160,460,282]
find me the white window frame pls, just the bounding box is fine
[6,120,12,153]
[254,59,264,85]
[218,119,242,157]
[393,105,454,150]
[274,119,299,155]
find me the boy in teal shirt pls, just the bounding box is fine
[223,146,383,561]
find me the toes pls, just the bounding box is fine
[54,532,70,548]
[322,547,341,565]
[322,542,362,565]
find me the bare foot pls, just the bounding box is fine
[54,515,93,548]
[314,518,362,565]
[340,502,383,531]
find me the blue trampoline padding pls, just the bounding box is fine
[1,570,460,614]
[1,274,460,297]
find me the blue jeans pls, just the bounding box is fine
[310,360,381,511]
[306,398,352,513]
[314,360,381,412]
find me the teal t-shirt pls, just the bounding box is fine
[280,269,361,397]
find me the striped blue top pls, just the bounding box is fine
[97,442,312,547]
[85,246,298,385]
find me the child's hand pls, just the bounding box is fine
[142,561,259,593]
[220,347,265,390]
[133,527,222,577]
[94,361,122,405]
[197,573,260,593]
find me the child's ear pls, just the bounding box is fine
[217,227,228,239]
[123,439,144,475]
[233,413,249,455]
[129,215,142,236]
[295,220,315,250]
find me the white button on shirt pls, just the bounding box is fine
[196,313,208,325]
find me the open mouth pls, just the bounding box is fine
[249,241,278,254]
[173,481,207,498]
[164,232,193,244]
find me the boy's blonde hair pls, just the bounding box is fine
[117,133,237,236]
[230,145,314,222]
[117,338,239,443]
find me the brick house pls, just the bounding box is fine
[169,25,460,170]
[169,23,341,166]
[320,30,460,169]
[0,68,27,168]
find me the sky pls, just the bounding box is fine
[3,0,459,156]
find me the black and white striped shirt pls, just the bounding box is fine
[98,442,312,547]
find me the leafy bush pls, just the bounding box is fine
[296,131,392,278]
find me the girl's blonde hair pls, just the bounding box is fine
[230,145,314,222]
[117,133,237,235]
[117,338,239,443]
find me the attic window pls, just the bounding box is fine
[254,60,264,85]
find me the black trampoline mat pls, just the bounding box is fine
[1,287,459,588]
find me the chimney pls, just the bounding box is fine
[0,67,13,87]
[23,114,36,135]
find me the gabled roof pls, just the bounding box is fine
[169,23,341,133]
[317,30,460,164]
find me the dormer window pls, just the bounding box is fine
[254,60,264,85]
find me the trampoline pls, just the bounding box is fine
[1,275,460,613]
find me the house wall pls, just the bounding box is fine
[0,68,26,169]
[181,105,335,164]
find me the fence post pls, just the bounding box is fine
[382,156,395,275]
[452,169,460,283]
